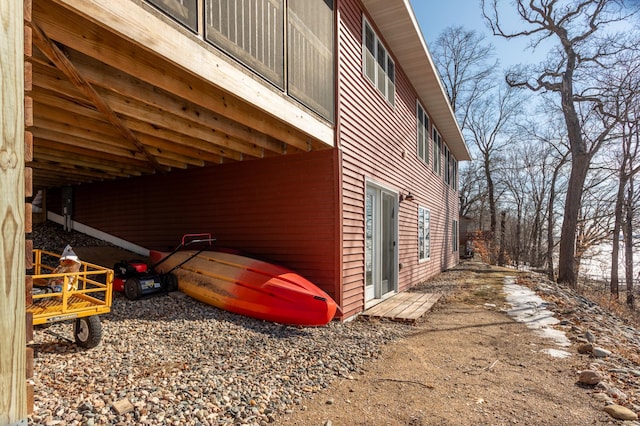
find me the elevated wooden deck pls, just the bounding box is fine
[361,292,441,323]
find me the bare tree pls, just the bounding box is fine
[607,55,640,300]
[431,26,497,130]
[499,149,526,265]
[466,82,526,257]
[482,0,639,287]
[575,171,617,278]
[458,161,487,219]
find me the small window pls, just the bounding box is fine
[433,128,442,175]
[453,220,459,252]
[362,19,395,105]
[451,157,458,191]
[418,207,430,260]
[443,145,450,185]
[417,102,429,164]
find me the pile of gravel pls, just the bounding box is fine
[30,221,119,253]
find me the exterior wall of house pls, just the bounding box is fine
[46,149,342,305]
[337,0,460,319]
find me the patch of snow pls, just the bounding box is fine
[503,276,571,358]
[539,348,572,359]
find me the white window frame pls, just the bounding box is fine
[417,102,429,164]
[432,128,442,175]
[418,206,431,261]
[362,18,395,106]
[451,157,458,191]
[443,145,450,185]
[453,219,459,252]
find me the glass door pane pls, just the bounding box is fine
[381,192,395,295]
[365,188,375,301]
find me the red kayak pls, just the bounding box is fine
[150,250,337,326]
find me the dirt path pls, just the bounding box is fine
[278,263,615,425]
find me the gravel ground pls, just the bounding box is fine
[28,223,413,426]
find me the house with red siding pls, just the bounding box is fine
[28,0,469,321]
[4,1,471,417]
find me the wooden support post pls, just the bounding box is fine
[24,0,35,416]
[0,1,28,424]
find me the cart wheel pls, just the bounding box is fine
[124,277,142,300]
[164,273,179,292]
[74,316,102,349]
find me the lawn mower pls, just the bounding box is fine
[114,233,216,300]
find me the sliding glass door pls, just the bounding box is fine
[365,184,398,303]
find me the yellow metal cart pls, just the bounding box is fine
[27,249,114,349]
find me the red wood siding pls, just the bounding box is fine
[337,0,460,318]
[47,150,342,305]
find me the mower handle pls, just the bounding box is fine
[150,233,216,271]
[181,233,216,247]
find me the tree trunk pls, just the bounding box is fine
[547,160,564,281]
[625,176,635,308]
[557,152,590,288]
[516,205,522,264]
[498,211,506,266]
[485,155,497,242]
[556,44,592,288]
[610,174,627,298]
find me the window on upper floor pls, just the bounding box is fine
[417,102,429,164]
[147,0,198,32]
[418,206,430,261]
[446,149,458,191]
[451,156,458,191]
[205,0,285,87]
[443,145,450,185]
[362,19,395,106]
[199,0,334,121]
[432,128,442,175]
[287,0,335,121]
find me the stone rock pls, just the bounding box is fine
[592,347,612,358]
[591,393,612,403]
[112,399,134,415]
[577,343,594,354]
[603,404,638,421]
[578,370,603,385]
[607,387,628,401]
[584,330,596,342]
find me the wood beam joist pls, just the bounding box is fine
[32,65,261,161]
[45,49,290,156]
[32,0,322,153]
[123,118,246,161]
[33,139,148,175]
[29,58,89,106]
[134,133,223,165]
[33,98,227,166]
[30,159,120,181]
[32,114,130,150]
[33,123,204,171]
[31,127,153,167]
[33,148,138,179]
[30,21,167,173]
[121,115,260,159]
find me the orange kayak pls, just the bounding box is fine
[150,250,337,326]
